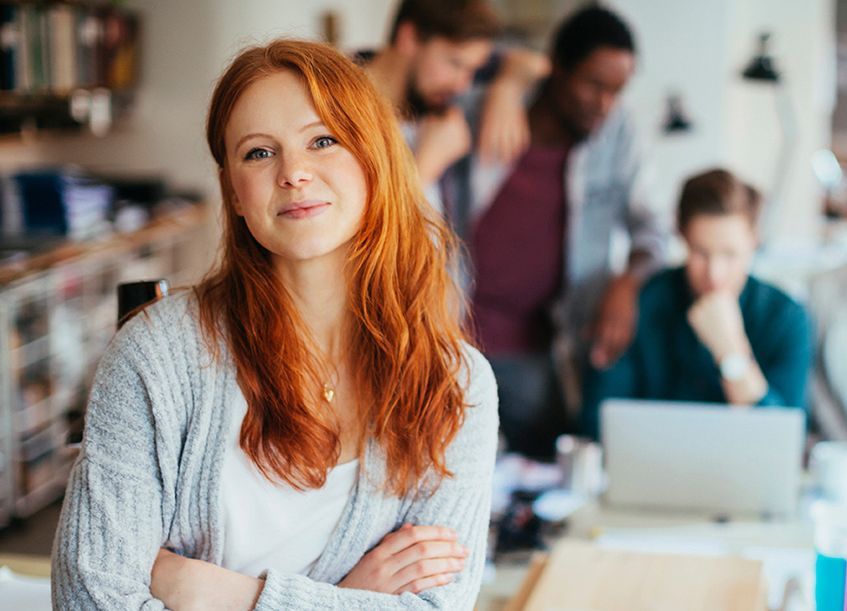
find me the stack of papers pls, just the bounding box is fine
[0,565,51,610]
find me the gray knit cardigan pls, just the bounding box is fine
[51,292,498,610]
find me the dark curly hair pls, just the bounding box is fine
[551,5,636,70]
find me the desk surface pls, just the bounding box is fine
[521,541,768,611]
[478,499,815,611]
[0,553,51,577]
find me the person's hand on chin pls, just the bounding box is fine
[687,290,747,361]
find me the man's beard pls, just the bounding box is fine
[551,94,592,143]
[405,82,450,118]
[564,120,591,144]
[531,81,592,146]
[551,98,592,144]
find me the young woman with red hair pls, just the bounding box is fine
[52,39,497,610]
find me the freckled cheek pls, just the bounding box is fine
[230,174,269,214]
[334,159,368,199]
[348,179,369,221]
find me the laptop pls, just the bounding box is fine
[601,399,805,517]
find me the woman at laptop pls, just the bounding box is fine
[581,168,812,440]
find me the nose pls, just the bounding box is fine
[706,258,725,289]
[276,152,313,188]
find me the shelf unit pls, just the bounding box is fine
[0,204,212,526]
[0,1,140,134]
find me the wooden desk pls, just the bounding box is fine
[516,541,767,611]
[479,500,814,611]
[0,553,51,577]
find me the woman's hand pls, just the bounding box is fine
[338,524,469,595]
[151,548,264,611]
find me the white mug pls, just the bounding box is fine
[556,435,604,497]
[810,441,847,503]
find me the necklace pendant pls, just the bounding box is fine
[323,384,335,403]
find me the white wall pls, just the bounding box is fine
[722,0,835,247]
[612,0,730,238]
[613,0,835,248]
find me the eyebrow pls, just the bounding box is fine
[233,120,326,151]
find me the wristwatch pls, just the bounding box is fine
[719,353,750,381]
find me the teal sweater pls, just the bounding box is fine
[581,267,813,440]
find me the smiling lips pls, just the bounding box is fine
[277,200,331,219]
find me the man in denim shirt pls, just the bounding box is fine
[464,7,671,457]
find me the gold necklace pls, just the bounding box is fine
[322,383,335,403]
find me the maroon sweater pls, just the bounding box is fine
[471,144,570,355]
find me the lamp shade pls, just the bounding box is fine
[663,93,693,133]
[742,33,780,82]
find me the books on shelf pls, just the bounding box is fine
[0,5,16,91]
[48,4,76,94]
[13,169,115,240]
[0,3,138,95]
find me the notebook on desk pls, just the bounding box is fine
[600,399,805,517]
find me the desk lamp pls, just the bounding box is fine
[663,93,693,134]
[741,32,797,243]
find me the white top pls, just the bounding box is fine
[220,392,358,577]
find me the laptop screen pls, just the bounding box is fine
[601,399,805,517]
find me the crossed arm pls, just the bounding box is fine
[150,524,469,610]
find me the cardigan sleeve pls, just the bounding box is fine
[51,320,170,610]
[253,346,499,610]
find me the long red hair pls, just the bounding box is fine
[197,39,469,496]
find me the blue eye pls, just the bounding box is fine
[245,148,273,161]
[313,136,337,150]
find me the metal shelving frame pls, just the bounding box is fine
[0,205,212,525]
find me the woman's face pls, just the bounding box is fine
[683,213,757,298]
[224,70,368,268]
